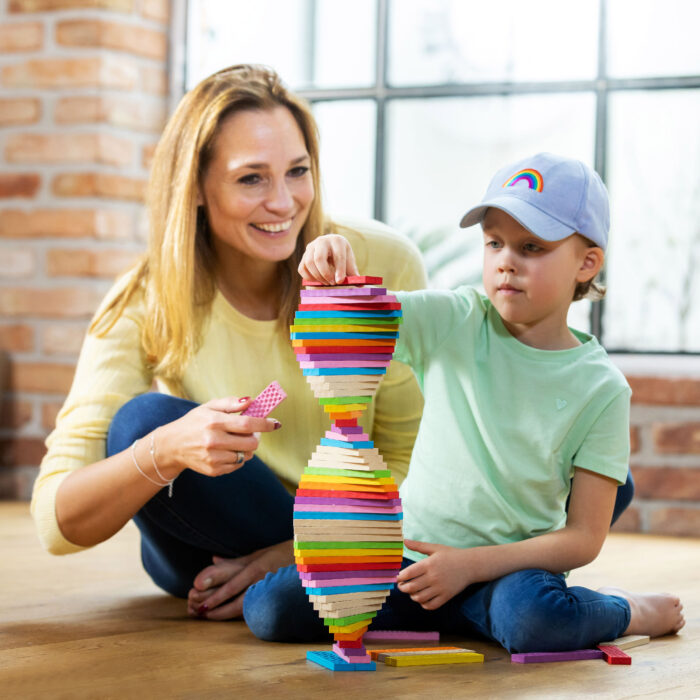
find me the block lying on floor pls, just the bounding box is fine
[306,650,376,671]
[511,650,605,663]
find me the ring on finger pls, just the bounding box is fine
[236,451,245,463]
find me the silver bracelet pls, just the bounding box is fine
[149,431,174,497]
[131,438,174,497]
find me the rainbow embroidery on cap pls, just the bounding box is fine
[503,168,543,192]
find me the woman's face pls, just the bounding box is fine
[199,106,315,265]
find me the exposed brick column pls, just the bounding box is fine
[0,0,170,498]
[612,376,700,537]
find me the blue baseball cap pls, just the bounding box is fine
[459,152,609,251]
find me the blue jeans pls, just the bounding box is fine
[107,393,295,598]
[243,560,631,652]
[108,392,634,649]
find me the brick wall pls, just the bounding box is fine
[612,376,700,537]
[0,0,169,498]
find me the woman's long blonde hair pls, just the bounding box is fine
[90,64,325,395]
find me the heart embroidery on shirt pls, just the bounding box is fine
[556,398,568,410]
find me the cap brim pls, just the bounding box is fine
[459,196,576,243]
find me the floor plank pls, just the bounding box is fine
[1,501,698,699]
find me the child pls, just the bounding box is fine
[242,152,684,651]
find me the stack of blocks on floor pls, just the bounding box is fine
[291,276,404,671]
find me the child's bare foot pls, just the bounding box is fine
[598,587,685,637]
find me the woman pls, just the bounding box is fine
[31,64,428,621]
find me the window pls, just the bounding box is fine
[184,0,700,353]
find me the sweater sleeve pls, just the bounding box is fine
[336,219,428,486]
[31,284,154,555]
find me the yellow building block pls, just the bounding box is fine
[383,652,484,666]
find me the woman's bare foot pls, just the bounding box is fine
[598,587,685,637]
[187,541,294,621]
[187,555,248,619]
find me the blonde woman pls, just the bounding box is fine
[32,65,427,622]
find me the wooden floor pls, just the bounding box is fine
[1,502,698,700]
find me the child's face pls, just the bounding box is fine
[482,208,600,344]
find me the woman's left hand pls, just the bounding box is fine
[396,539,479,610]
[187,540,295,620]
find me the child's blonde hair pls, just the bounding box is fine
[573,237,606,301]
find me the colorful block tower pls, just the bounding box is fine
[291,275,404,671]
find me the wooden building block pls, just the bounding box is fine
[297,294,396,304]
[511,649,605,663]
[306,577,397,587]
[369,646,462,660]
[299,303,401,311]
[295,496,400,507]
[295,533,402,543]
[302,275,383,286]
[597,635,650,650]
[383,653,483,666]
[332,647,372,664]
[301,285,386,295]
[364,630,440,642]
[328,620,370,635]
[300,569,399,580]
[240,381,286,417]
[306,650,376,671]
[297,562,402,573]
[377,648,478,662]
[315,445,380,457]
[597,645,632,665]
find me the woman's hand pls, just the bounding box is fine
[187,540,295,620]
[298,233,359,284]
[397,539,479,610]
[155,396,281,480]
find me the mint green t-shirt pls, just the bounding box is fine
[394,286,631,562]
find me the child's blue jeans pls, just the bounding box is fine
[243,559,630,653]
[107,392,633,652]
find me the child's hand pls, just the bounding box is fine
[298,234,359,284]
[397,539,477,610]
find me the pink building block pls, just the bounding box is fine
[300,570,399,580]
[364,630,440,642]
[241,381,286,418]
[298,295,396,304]
[324,430,371,441]
[300,287,387,297]
[303,577,397,587]
[332,644,372,663]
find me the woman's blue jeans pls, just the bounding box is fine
[107,393,295,599]
[108,393,633,652]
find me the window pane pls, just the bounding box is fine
[186,0,376,91]
[314,101,376,220]
[314,0,377,88]
[607,0,700,78]
[186,0,313,89]
[388,0,598,86]
[385,94,596,311]
[604,90,700,352]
